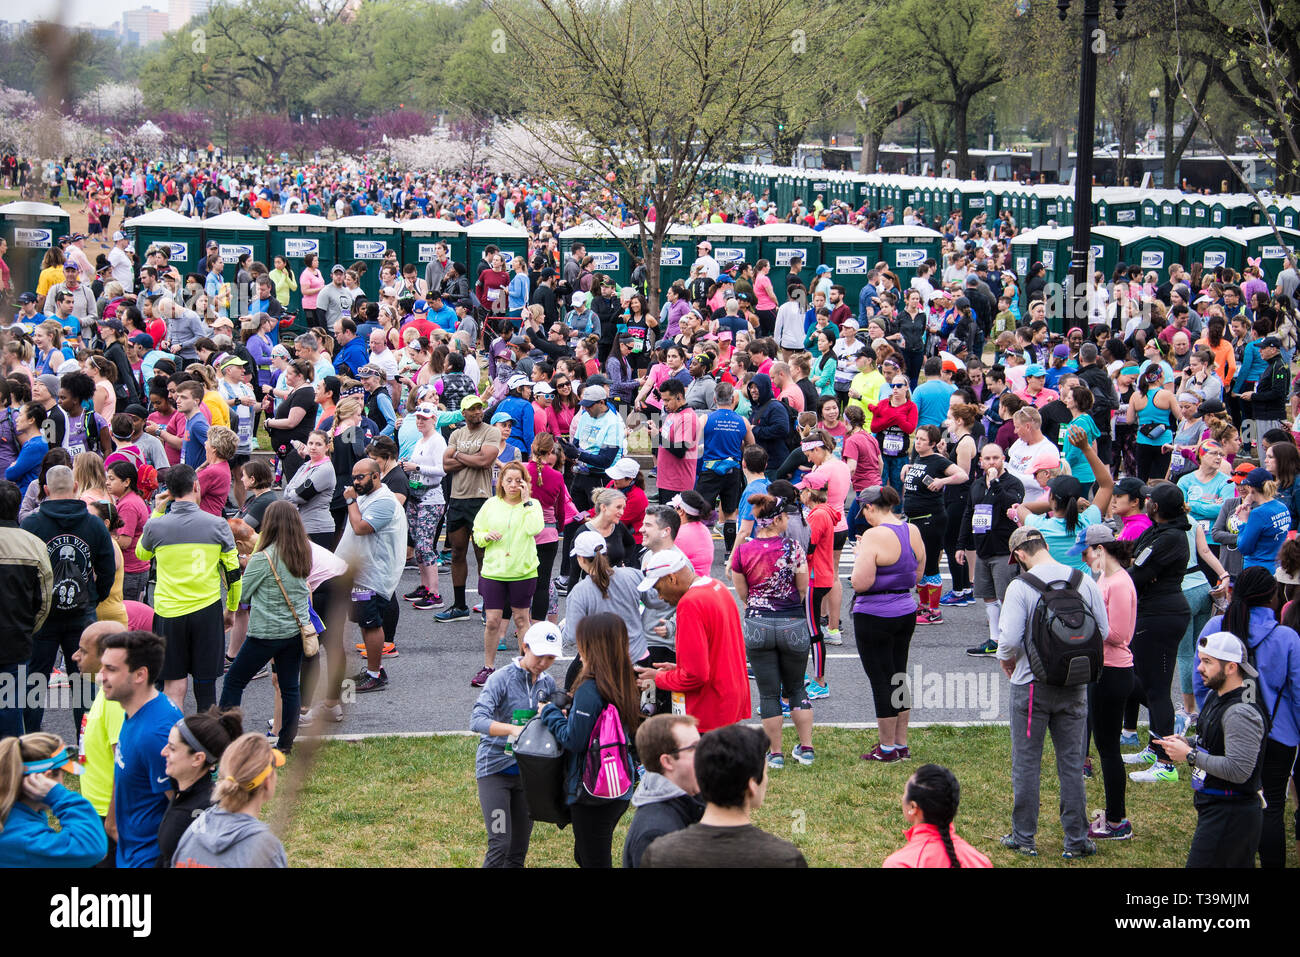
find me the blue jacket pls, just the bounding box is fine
[1196,608,1300,747]
[748,373,792,467]
[540,678,608,804]
[335,337,369,376]
[5,434,48,496]
[0,783,108,867]
[494,395,535,457]
[1233,339,1266,392]
[1236,497,1290,570]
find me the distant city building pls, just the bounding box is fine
[121,5,168,45]
[169,0,212,32]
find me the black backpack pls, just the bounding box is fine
[1020,570,1104,686]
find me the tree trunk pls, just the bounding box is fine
[772,127,802,167]
[953,99,971,179]
[1162,71,1177,186]
[860,128,881,174]
[1275,117,1300,194]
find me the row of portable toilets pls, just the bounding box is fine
[0,196,1296,334]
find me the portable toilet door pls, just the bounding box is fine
[123,208,204,276]
[463,218,529,280]
[693,223,758,275]
[1278,200,1300,231]
[1088,225,1140,283]
[1140,194,1161,227]
[1227,196,1262,228]
[652,223,697,292]
[266,213,335,334]
[1034,226,1075,287]
[558,220,630,288]
[1058,192,1076,227]
[753,222,822,297]
[1159,193,1179,227]
[332,215,402,301]
[400,217,466,286]
[868,224,941,287]
[818,224,880,302]
[0,201,70,299]
[1120,228,1179,284]
[1186,228,1246,276]
[201,212,270,296]
[1008,228,1041,308]
[960,184,987,225]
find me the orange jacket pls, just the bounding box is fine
[882,823,993,868]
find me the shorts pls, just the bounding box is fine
[157,600,226,681]
[479,576,537,615]
[447,496,488,534]
[973,554,1018,601]
[832,529,849,551]
[350,590,397,630]
[697,468,742,515]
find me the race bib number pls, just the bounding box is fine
[972,504,993,533]
[671,692,686,716]
[236,407,253,443]
[486,288,500,301]
[351,588,374,601]
[67,442,86,457]
[1170,450,1185,471]
[883,432,905,455]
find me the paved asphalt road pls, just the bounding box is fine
[47,536,1156,743]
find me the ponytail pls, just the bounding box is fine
[905,764,963,868]
[1222,566,1276,643]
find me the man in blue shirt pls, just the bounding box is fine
[733,444,771,551]
[100,629,183,867]
[912,356,957,428]
[332,317,369,376]
[175,381,210,468]
[426,290,457,331]
[696,382,752,552]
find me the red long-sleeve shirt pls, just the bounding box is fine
[866,399,918,437]
[654,577,751,732]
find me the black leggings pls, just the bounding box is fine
[569,799,629,868]
[908,511,946,578]
[942,497,970,591]
[1088,665,1135,823]
[1135,444,1171,482]
[1259,738,1299,868]
[854,610,915,719]
[1128,612,1188,761]
[531,540,558,622]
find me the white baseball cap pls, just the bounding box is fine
[637,548,691,592]
[414,403,438,418]
[1197,631,1258,676]
[571,529,610,558]
[522,621,563,658]
[605,457,640,480]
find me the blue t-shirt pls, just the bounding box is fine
[114,692,184,867]
[912,379,956,429]
[182,411,209,467]
[1061,413,1100,484]
[1028,504,1103,572]
[1178,470,1233,525]
[738,477,771,536]
[701,408,746,469]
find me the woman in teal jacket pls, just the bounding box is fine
[0,733,107,868]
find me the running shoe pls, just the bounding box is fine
[939,590,965,606]
[251,664,271,680]
[412,593,444,610]
[497,638,509,651]
[470,666,495,687]
[823,628,843,646]
[806,679,830,700]
[1083,757,1094,778]
[1121,746,1157,766]
[966,639,998,657]
[1129,763,1178,783]
[766,752,784,770]
[861,745,902,762]
[473,602,484,613]
[555,581,569,597]
[999,834,1038,857]
[434,605,471,622]
[351,666,388,683]
[781,699,791,717]
[792,744,815,766]
[1089,816,1133,841]
[354,641,398,657]
[300,703,343,726]
[355,671,388,693]
[49,668,69,689]
[1061,839,1098,860]
[403,585,429,602]
[896,745,911,760]
[915,609,943,625]
[1175,710,1197,735]
[1119,730,1141,748]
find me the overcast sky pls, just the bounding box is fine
[5,0,163,30]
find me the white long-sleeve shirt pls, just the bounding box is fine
[407,429,448,505]
[774,301,806,349]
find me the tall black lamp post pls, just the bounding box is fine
[1059,0,1126,329]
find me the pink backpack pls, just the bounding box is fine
[581,703,635,801]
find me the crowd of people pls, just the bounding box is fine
[0,154,1298,870]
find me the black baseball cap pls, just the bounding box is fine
[1114,477,1148,500]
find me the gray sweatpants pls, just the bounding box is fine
[1009,680,1089,852]
[477,771,533,868]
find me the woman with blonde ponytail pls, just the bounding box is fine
[0,732,108,867]
[170,732,288,868]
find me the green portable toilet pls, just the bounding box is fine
[1140,193,1162,227]
[558,220,630,287]
[400,217,466,279]
[693,223,758,272]
[1181,196,1212,228]
[463,219,529,280]
[0,201,70,298]
[818,224,880,301]
[332,215,402,300]
[1056,188,1076,227]
[1208,195,1259,229]
[1118,227,1180,283]
[1158,193,1179,227]
[265,213,334,333]
[1008,228,1042,307]
[1220,226,1300,285]
[201,212,270,289]
[1089,225,1143,282]
[959,183,989,225]
[1096,188,1142,226]
[1184,228,1246,275]
[1276,200,1299,231]
[753,222,821,295]
[868,224,941,288]
[649,223,696,291]
[1033,226,1075,286]
[123,208,204,273]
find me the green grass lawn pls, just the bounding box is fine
[265,725,1292,868]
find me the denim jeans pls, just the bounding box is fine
[220,635,304,752]
[25,612,95,737]
[882,454,906,493]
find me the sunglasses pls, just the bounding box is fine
[891,382,906,389]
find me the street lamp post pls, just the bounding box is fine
[1149,88,1160,138]
[1059,0,1126,330]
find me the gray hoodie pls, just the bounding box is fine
[170,806,288,868]
[622,772,705,869]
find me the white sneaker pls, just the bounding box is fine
[301,703,343,726]
[1129,763,1179,783]
[1121,746,1157,765]
[824,629,844,646]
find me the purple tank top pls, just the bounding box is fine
[852,522,919,618]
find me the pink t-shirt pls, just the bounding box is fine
[803,457,852,531]
[643,363,671,412]
[842,430,882,490]
[527,462,565,545]
[779,383,804,413]
[657,408,701,494]
[124,599,155,633]
[197,461,232,517]
[676,520,715,576]
[115,491,151,573]
[1098,569,1136,668]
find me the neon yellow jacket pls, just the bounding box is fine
[472,496,544,581]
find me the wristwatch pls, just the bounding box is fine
[1186,750,1197,769]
